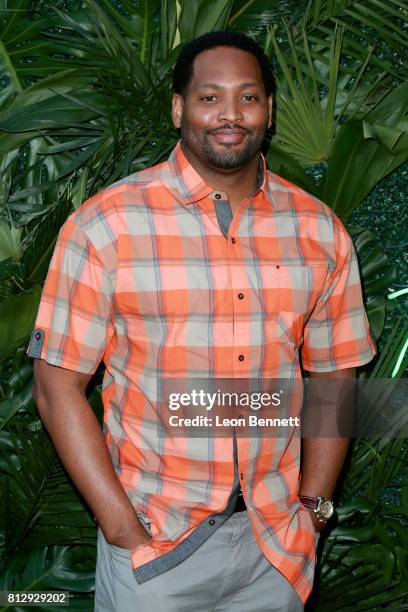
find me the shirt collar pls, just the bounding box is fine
[169,141,268,205]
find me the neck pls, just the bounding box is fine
[181,142,261,211]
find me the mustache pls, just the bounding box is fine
[206,124,251,135]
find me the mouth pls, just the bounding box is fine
[209,129,248,145]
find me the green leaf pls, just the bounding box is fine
[178,0,235,40]
[269,21,373,166]
[160,0,178,58]
[0,286,42,362]
[304,0,408,86]
[0,93,100,137]
[85,0,161,67]
[265,143,317,193]
[0,545,96,609]
[0,1,77,110]
[0,382,34,431]
[0,223,22,262]
[0,428,96,552]
[319,115,408,218]
[367,83,408,127]
[229,0,309,37]
[363,121,405,153]
[347,224,396,339]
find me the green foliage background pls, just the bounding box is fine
[0,1,407,610]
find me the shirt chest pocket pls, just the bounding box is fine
[262,264,329,346]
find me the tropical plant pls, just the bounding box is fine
[310,312,408,611]
[0,0,407,609]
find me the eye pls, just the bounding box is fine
[242,94,258,101]
[201,95,217,102]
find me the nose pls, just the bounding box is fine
[217,95,243,124]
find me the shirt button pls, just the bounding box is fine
[238,354,245,362]
[238,293,244,300]
[35,332,41,340]
[214,193,221,199]
[231,237,236,244]
[209,519,215,526]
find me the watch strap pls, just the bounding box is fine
[299,495,319,510]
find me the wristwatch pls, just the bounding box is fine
[299,495,335,523]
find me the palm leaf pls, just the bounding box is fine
[96,0,161,67]
[348,224,396,340]
[0,0,75,109]
[266,143,317,193]
[0,3,178,217]
[229,0,310,37]
[22,191,74,286]
[0,427,96,552]
[268,20,375,166]
[178,0,235,40]
[0,72,100,226]
[0,222,22,263]
[315,320,408,608]
[319,83,408,217]
[0,368,34,432]
[0,545,96,610]
[304,0,408,85]
[0,286,42,363]
[160,0,178,59]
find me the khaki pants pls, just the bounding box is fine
[95,511,307,612]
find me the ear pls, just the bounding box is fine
[172,94,184,129]
[267,95,273,129]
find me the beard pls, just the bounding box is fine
[181,124,267,170]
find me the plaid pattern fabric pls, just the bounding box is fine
[28,142,376,603]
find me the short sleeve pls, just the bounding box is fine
[27,216,115,374]
[300,227,377,373]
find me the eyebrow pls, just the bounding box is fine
[197,81,261,89]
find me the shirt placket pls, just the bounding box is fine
[225,200,253,377]
[196,192,258,500]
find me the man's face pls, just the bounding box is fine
[172,46,272,171]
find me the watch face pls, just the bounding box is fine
[320,500,334,519]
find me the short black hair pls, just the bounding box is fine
[172,31,274,97]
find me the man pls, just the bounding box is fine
[28,31,376,611]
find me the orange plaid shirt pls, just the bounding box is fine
[28,142,376,603]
